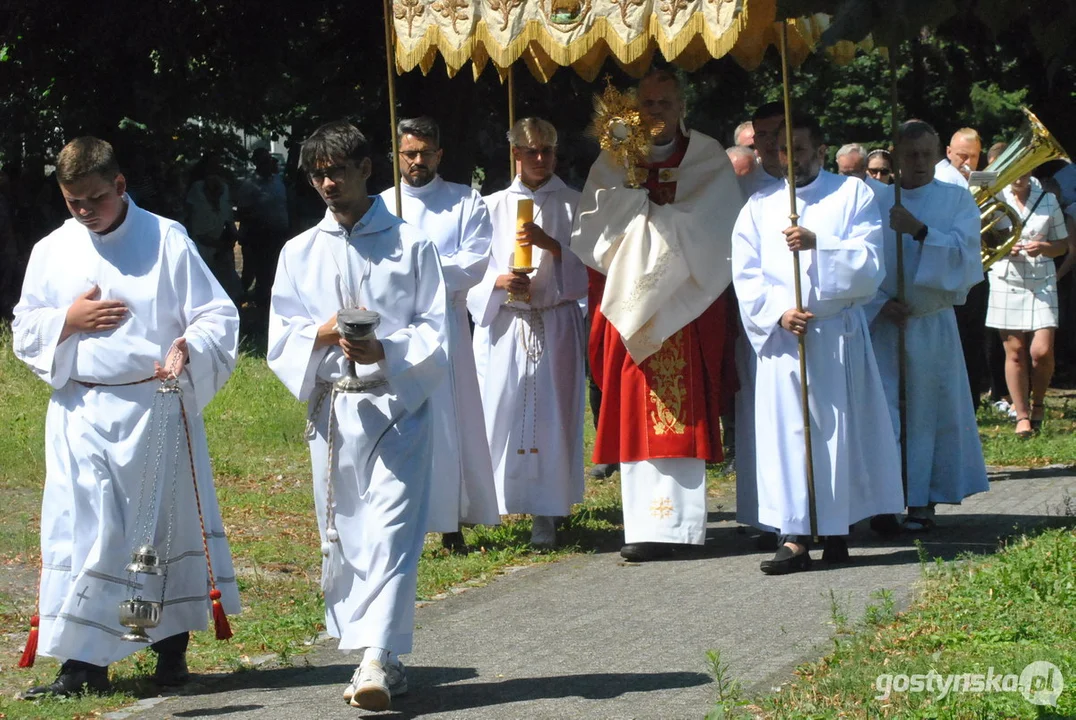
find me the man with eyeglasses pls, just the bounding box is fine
[467,117,587,549]
[378,117,500,554]
[267,121,448,711]
[836,143,869,180]
[572,69,742,562]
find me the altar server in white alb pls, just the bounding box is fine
[467,117,587,548]
[267,121,447,711]
[731,114,904,575]
[379,116,499,551]
[867,120,989,533]
[13,137,239,698]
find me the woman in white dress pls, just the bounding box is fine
[985,173,1069,436]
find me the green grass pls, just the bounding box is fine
[0,329,642,718]
[3,322,1074,719]
[748,527,1076,719]
[977,391,1076,468]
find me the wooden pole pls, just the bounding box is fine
[778,21,818,542]
[508,65,517,179]
[890,49,909,503]
[383,0,403,218]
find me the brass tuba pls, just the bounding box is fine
[972,108,1069,271]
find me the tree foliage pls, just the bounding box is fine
[1,1,1073,186]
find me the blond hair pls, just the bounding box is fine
[507,117,558,148]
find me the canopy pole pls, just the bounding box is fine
[779,21,818,542]
[383,0,402,218]
[890,49,909,503]
[508,65,517,179]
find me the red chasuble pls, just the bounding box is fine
[589,134,736,464]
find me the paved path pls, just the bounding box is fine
[124,471,1076,720]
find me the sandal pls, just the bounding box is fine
[1015,416,1033,439]
[1030,403,1045,433]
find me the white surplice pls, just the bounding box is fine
[12,199,239,666]
[734,170,781,531]
[732,172,904,537]
[866,180,989,508]
[467,175,586,517]
[380,177,500,532]
[571,130,742,363]
[267,197,448,655]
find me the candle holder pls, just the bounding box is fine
[506,265,535,305]
[335,308,382,393]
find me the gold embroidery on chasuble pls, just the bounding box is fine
[650,497,674,519]
[646,331,688,436]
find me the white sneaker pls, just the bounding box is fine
[992,399,1011,415]
[343,659,408,709]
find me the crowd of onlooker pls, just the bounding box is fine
[0,145,332,330]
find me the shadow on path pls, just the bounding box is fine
[163,665,709,718]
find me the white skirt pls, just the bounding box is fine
[985,259,1059,331]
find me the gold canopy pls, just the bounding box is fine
[392,0,858,82]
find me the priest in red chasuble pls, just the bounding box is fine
[571,70,744,562]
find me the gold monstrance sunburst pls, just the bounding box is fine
[586,79,664,189]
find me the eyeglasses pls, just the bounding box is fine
[399,149,439,162]
[867,167,892,177]
[517,145,555,159]
[308,164,351,186]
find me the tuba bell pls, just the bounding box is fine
[971,108,1069,271]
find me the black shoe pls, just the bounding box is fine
[153,652,190,687]
[755,531,779,552]
[822,536,851,564]
[869,514,902,538]
[441,531,467,553]
[21,660,111,699]
[620,542,676,562]
[587,463,619,480]
[760,545,811,575]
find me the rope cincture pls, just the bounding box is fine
[177,393,233,640]
[517,308,546,455]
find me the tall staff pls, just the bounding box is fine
[889,50,909,500]
[778,21,818,540]
[382,0,403,219]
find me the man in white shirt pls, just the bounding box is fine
[379,117,500,552]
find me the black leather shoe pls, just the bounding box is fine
[587,463,620,480]
[760,545,811,575]
[755,531,779,552]
[21,660,111,699]
[441,531,467,553]
[154,652,190,687]
[869,514,902,538]
[822,536,851,564]
[620,542,676,562]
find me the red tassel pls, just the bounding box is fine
[19,615,39,668]
[210,589,233,640]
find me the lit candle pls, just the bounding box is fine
[514,198,534,268]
